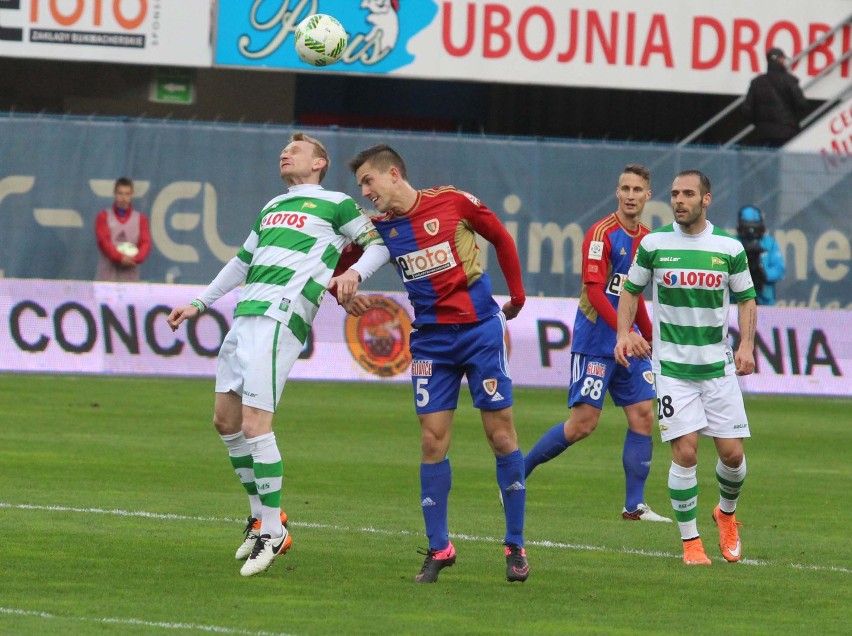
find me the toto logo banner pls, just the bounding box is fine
[0,0,211,66]
[0,279,849,396]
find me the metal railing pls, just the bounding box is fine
[678,13,852,148]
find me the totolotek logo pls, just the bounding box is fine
[396,241,457,281]
[662,271,723,288]
[2,0,149,47]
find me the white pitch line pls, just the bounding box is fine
[0,607,294,636]
[1,502,849,574]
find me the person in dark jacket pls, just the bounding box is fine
[742,48,809,147]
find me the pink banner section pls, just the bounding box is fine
[1,279,849,396]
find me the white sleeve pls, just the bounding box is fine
[196,257,249,308]
[349,243,390,281]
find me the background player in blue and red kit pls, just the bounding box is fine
[343,144,530,583]
[524,164,671,522]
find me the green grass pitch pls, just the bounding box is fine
[0,373,849,635]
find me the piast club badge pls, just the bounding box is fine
[345,295,413,377]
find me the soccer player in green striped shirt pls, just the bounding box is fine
[167,133,389,576]
[614,170,757,566]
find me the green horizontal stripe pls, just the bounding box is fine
[246,264,296,287]
[301,278,326,308]
[237,247,252,264]
[254,462,283,479]
[288,313,310,344]
[660,322,722,346]
[716,474,745,489]
[321,243,341,270]
[719,490,740,500]
[258,227,317,254]
[229,455,253,470]
[674,508,698,523]
[658,287,725,309]
[669,485,698,501]
[660,359,726,379]
[235,300,272,316]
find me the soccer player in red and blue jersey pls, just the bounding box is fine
[345,144,529,583]
[524,164,671,522]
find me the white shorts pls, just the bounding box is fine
[655,374,750,443]
[215,315,303,413]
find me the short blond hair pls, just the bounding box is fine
[291,132,330,182]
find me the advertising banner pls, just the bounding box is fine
[0,117,848,308]
[215,0,852,99]
[0,0,212,66]
[2,279,849,397]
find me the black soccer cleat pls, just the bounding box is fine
[414,541,457,583]
[504,543,529,583]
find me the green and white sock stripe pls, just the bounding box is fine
[716,457,746,514]
[229,454,258,497]
[254,461,283,510]
[669,482,698,523]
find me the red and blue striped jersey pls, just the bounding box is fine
[572,213,649,356]
[373,187,525,327]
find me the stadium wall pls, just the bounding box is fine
[0,115,849,308]
[1,279,849,397]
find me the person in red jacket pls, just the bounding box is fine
[94,177,151,281]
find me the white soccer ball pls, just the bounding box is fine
[294,14,348,67]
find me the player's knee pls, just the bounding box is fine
[487,428,518,455]
[566,413,598,441]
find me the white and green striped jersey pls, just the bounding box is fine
[623,221,756,380]
[234,184,382,343]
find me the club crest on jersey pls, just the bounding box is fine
[423,219,440,236]
[482,378,498,395]
[643,371,654,384]
[586,361,607,378]
[589,240,604,260]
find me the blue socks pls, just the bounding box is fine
[420,459,452,551]
[496,449,526,547]
[524,422,571,478]
[622,429,652,512]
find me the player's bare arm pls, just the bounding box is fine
[735,298,757,376]
[614,289,640,367]
[327,268,362,304]
[167,303,200,332]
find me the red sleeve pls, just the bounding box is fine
[135,213,152,263]
[459,194,526,306]
[94,211,123,263]
[586,283,619,331]
[580,225,611,286]
[635,295,652,341]
[328,243,364,302]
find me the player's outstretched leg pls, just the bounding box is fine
[523,422,570,478]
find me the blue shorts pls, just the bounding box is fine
[567,353,655,410]
[409,313,513,414]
